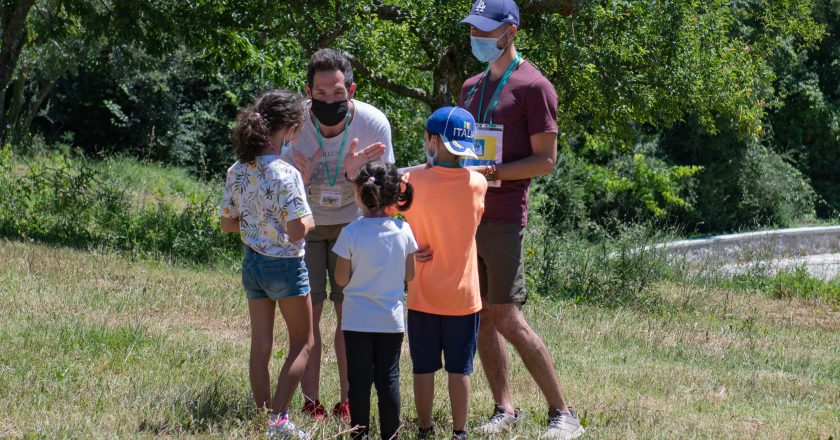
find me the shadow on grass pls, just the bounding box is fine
[138,379,257,435]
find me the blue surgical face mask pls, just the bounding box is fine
[280,140,292,156]
[271,129,293,156]
[423,142,438,167]
[470,26,511,63]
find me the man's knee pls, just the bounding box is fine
[491,304,529,340]
[478,307,494,330]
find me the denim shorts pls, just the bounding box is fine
[242,246,310,301]
[407,310,480,375]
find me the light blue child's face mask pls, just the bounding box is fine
[280,140,292,156]
[423,142,438,167]
[269,129,293,156]
[470,25,511,63]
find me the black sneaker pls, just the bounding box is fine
[451,431,467,440]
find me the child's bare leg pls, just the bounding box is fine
[248,298,276,411]
[448,373,470,432]
[271,295,314,413]
[413,373,436,429]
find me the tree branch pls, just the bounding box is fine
[19,78,56,134]
[344,52,432,107]
[317,22,348,49]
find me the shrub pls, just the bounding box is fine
[523,213,675,307]
[533,139,701,235]
[0,148,240,267]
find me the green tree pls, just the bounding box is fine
[10,0,828,233]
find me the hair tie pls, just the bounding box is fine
[255,112,262,118]
[368,176,376,183]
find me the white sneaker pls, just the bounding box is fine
[266,413,311,439]
[541,408,584,439]
[477,406,520,434]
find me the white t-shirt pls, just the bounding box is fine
[332,217,418,333]
[221,156,312,258]
[283,100,394,226]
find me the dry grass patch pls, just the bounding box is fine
[1,239,838,439]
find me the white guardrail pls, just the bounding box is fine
[660,226,840,264]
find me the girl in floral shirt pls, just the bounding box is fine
[220,89,315,439]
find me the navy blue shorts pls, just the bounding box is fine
[407,310,479,375]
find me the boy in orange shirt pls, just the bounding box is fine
[402,107,488,440]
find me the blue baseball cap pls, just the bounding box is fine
[461,0,520,32]
[425,107,479,159]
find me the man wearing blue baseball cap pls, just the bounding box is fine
[459,0,585,438]
[401,107,488,440]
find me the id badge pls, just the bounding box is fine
[461,123,503,187]
[319,190,343,208]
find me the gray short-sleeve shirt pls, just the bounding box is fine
[283,99,394,225]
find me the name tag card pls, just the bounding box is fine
[462,123,503,187]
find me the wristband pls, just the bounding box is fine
[484,163,497,181]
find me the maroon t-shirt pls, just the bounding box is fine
[459,60,558,226]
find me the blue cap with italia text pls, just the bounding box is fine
[461,0,520,32]
[425,106,479,159]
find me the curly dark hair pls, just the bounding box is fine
[231,89,304,163]
[307,48,353,87]
[353,161,413,212]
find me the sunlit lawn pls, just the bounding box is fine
[1,239,838,439]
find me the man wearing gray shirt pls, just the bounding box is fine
[283,48,393,422]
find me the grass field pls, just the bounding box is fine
[1,238,838,439]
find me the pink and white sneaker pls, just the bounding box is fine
[266,412,311,439]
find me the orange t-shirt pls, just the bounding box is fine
[402,166,487,316]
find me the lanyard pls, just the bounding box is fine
[314,115,351,187]
[465,54,522,125]
[436,161,462,168]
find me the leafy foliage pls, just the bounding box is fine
[0,147,241,266]
[3,0,835,234]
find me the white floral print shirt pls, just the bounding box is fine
[221,156,311,258]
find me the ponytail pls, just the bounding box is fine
[232,107,269,163]
[395,175,413,212]
[231,89,304,163]
[354,161,412,212]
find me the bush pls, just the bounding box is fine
[0,147,241,267]
[687,142,816,232]
[736,143,817,226]
[533,138,701,234]
[661,118,818,233]
[42,46,264,180]
[523,213,675,307]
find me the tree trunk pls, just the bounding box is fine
[0,0,36,93]
[6,66,26,126]
[17,79,55,137]
[0,0,35,143]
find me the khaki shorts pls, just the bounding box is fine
[305,224,347,304]
[476,222,527,305]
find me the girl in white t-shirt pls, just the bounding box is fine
[332,161,417,440]
[220,89,315,439]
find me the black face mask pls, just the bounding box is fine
[310,98,349,127]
